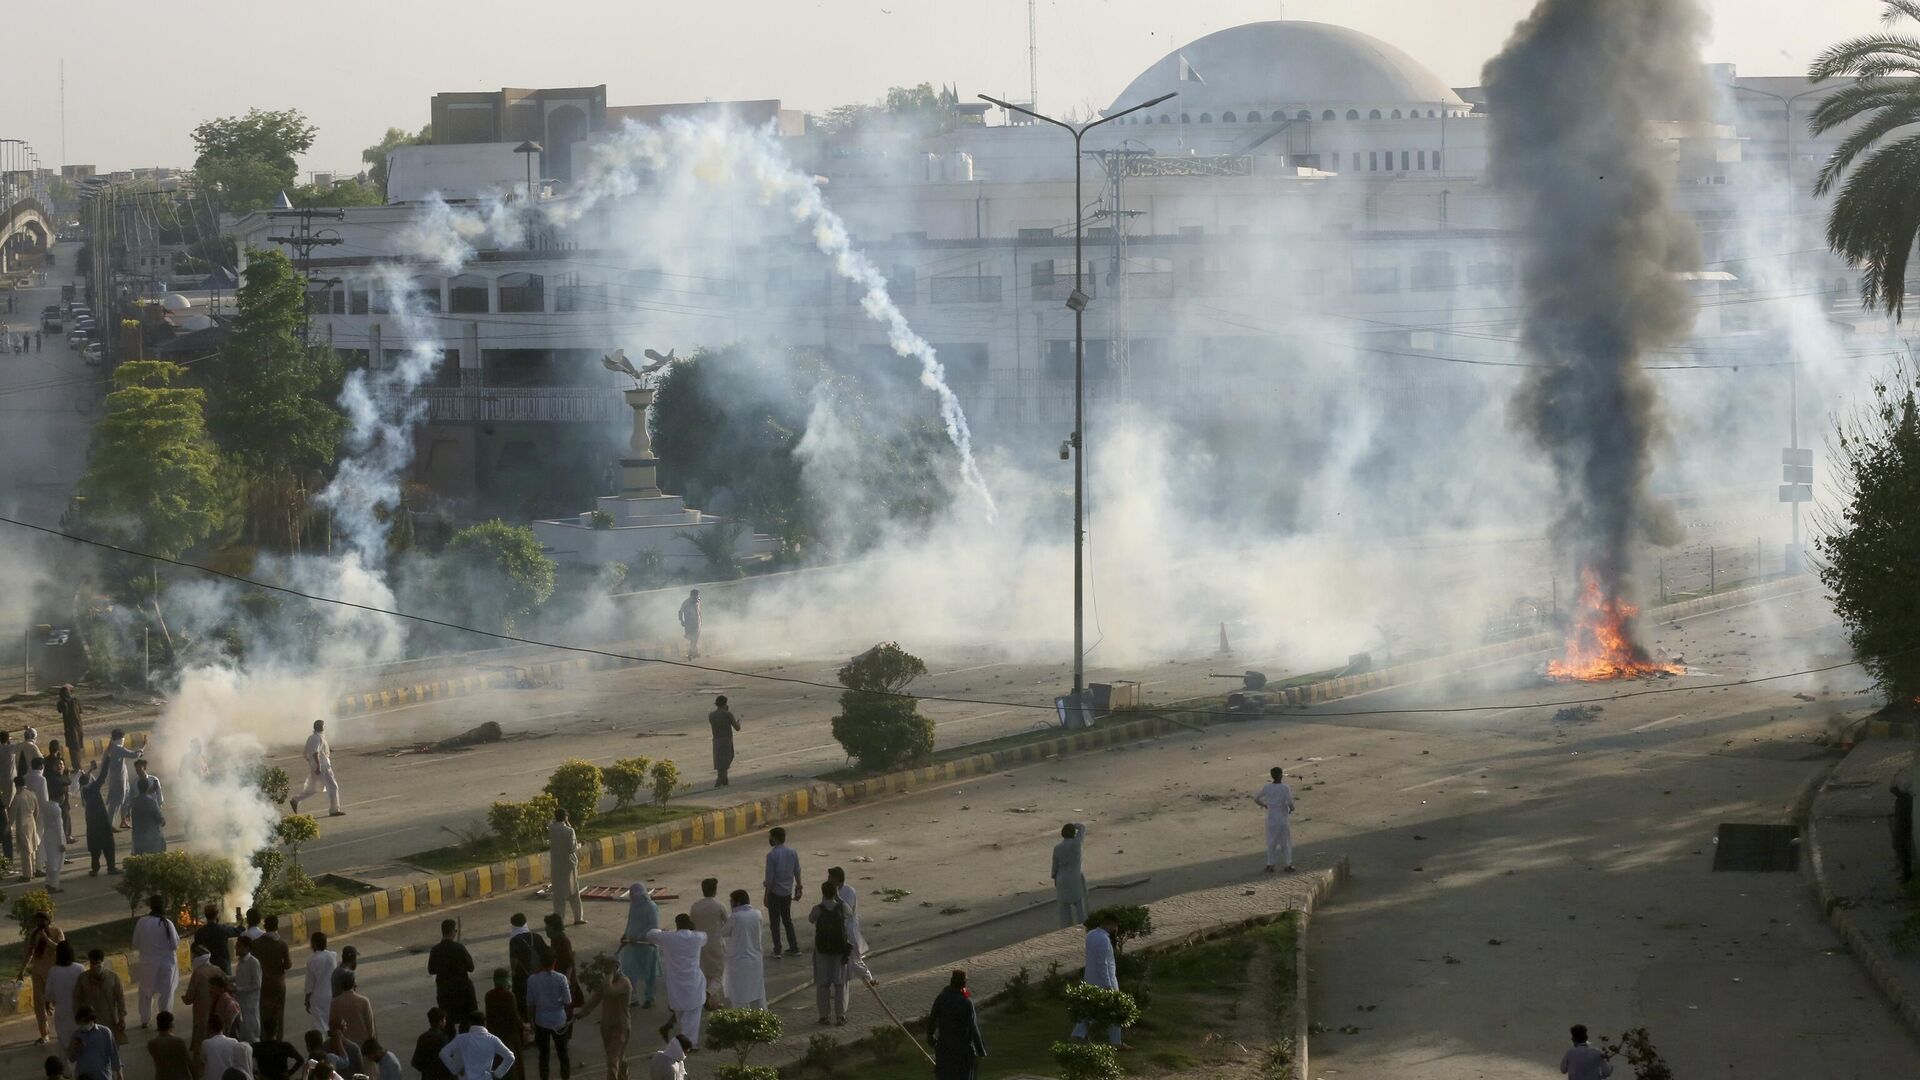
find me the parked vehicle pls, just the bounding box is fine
[42,312,63,332]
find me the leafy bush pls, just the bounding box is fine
[866,1023,911,1062]
[576,953,618,997]
[543,759,604,828]
[1050,1040,1123,1080]
[1039,959,1075,999]
[1063,982,1140,1032]
[1086,905,1154,953]
[249,848,286,908]
[442,520,557,634]
[115,852,234,918]
[648,759,682,806]
[275,813,320,868]
[486,794,559,854]
[706,1007,783,1073]
[603,757,651,811]
[1000,965,1034,1010]
[10,890,54,937]
[801,1033,838,1070]
[829,642,933,771]
[715,1068,778,1080]
[588,510,615,530]
[251,764,291,805]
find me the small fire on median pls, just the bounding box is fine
[1547,569,1685,681]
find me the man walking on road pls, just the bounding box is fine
[549,810,583,926]
[708,697,738,787]
[721,890,765,1010]
[1069,912,1127,1050]
[292,720,343,817]
[430,919,478,1022]
[132,895,180,1029]
[677,590,701,660]
[1052,822,1088,927]
[1255,766,1296,873]
[688,878,728,1005]
[927,969,986,1080]
[1560,1024,1613,1080]
[762,828,801,957]
[644,915,708,1048]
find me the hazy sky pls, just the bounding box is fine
[0,0,1894,173]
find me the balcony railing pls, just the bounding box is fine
[419,387,626,424]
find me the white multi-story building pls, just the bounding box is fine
[226,19,1874,520]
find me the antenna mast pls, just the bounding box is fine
[1028,0,1038,111]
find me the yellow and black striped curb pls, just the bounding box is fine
[331,651,647,716]
[1272,576,1813,707]
[4,712,1190,1017]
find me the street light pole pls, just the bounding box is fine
[513,141,544,251]
[1730,83,1824,573]
[980,91,1174,717]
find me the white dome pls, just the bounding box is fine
[160,293,192,311]
[1110,21,1465,115]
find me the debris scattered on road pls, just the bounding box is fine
[874,888,911,902]
[1486,938,1503,946]
[938,905,968,916]
[1442,954,1461,965]
[1552,705,1604,724]
[1006,806,1036,814]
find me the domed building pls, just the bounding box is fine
[1109,21,1472,125]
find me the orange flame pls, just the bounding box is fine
[1547,570,1685,681]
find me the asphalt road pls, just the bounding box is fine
[0,246,97,524]
[7,586,1913,1078]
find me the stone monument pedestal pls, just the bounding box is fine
[530,376,775,565]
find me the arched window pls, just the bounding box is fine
[448,273,488,313]
[1323,110,1335,121]
[1159,114,1170,123]
[1245,111,1261,123]
[1198,113,1211,123]
[1368,109,1382,120]
[1142,114,1153,125]
[1294,110,1308,121]
[1181,113,1191,123]
[1347,109,1360,120]
[1427,109,1438,118]
[1222,112,1236,123]
[1390,109,1402,119]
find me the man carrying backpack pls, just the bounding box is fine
[806,880,852,1026]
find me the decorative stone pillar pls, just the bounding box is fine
[621,386,661,497]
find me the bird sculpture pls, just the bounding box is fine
[600,347,676,386]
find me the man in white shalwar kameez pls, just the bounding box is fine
[131,895,181,1028]
[10,778,39,880]
[644,915,708,1047]
[304,931,340,1035]
[647,1029,690,1080]
[549,809,583,925]
[291,719,343,816]
[38,782,65,891]
[1254,766,1296,873]
[720,890,766,1010]
[1069,913,1125,1048]
[232,934,263,1041]
[1051,822,1089,927]
[826,866,876,985]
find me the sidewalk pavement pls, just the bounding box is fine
[1808,734,1920,1033]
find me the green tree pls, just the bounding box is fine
[1818,371,1920,700]
[828,642,933,771]
[76,361,228,558]
[206,248,343,550]
[191,108,318,213]
[443,520,557,633]
[1811,0,1920,317]
[705,1007,783,1080]
[289,179,383,208]
[362,124,432,199]
[543,759,604,829]
[816,83,958,135]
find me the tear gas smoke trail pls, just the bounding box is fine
[1484,0,1706,677]
[155,226,464,907]
[561,119,996,516]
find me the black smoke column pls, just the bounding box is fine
[1485,0,1705,675]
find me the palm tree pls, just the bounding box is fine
[1810,0,1920,318]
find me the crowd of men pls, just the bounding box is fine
[17,685,1308,1080]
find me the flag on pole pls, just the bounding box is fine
[1178,53,1207,85]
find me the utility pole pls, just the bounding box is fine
[266,206,345,346]
[1028,0,1038,112]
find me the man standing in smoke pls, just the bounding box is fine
[678,590,701,661]
[56,685,82,770]
[131,895,180,1029]
[708,696,738,787]
[292,719,344,817]
[549,809,583,926]
[100,729,139,830]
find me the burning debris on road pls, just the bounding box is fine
[1547,571,1686,682]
